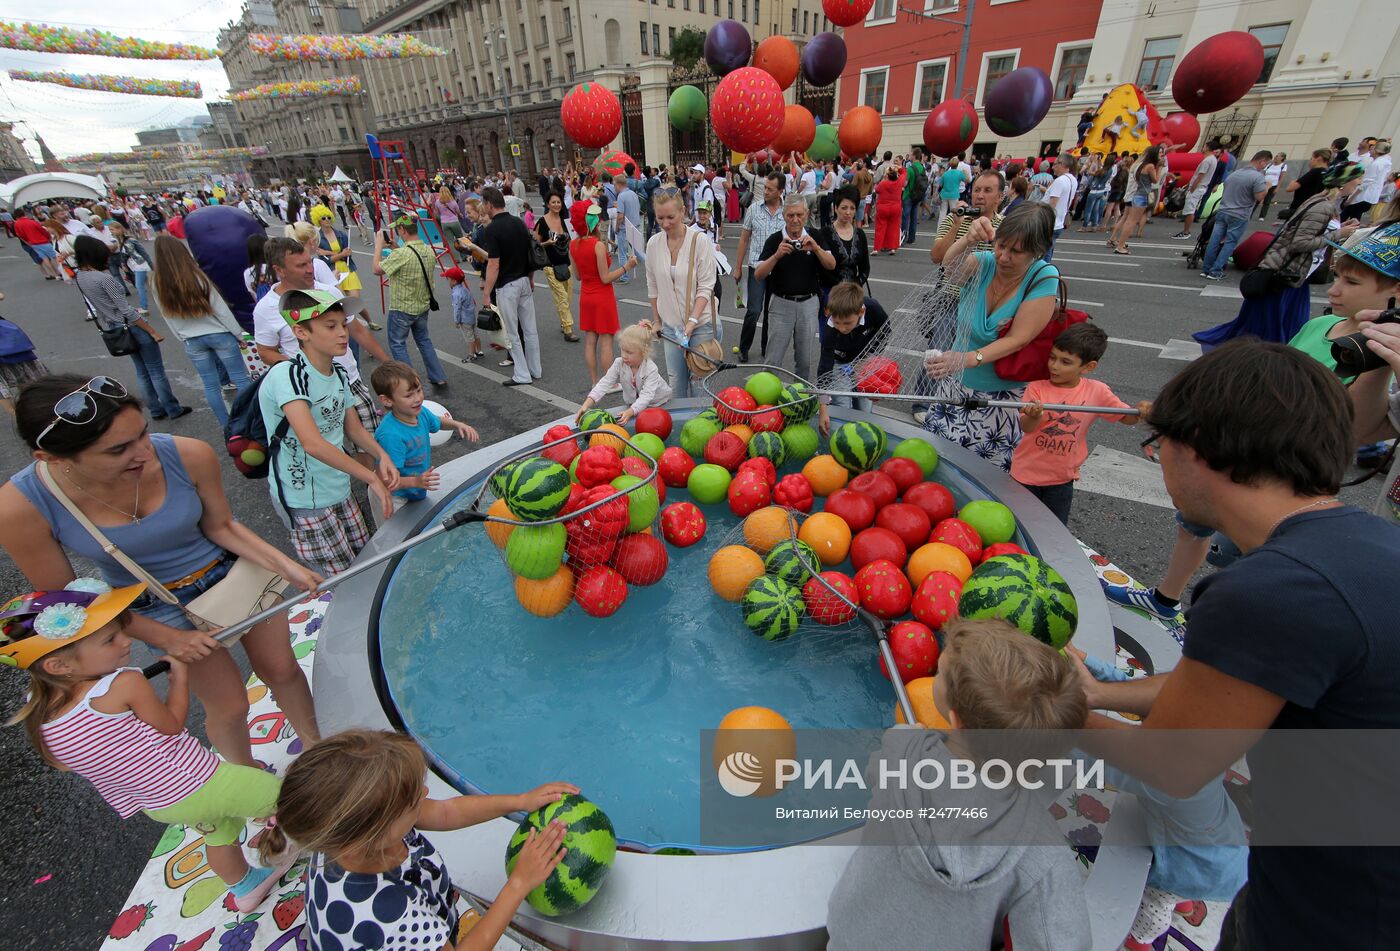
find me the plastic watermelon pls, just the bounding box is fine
[681,415,723,455]
[958,554,1079,648]
[505,523,567,580]
[765,538,819,587]
[748,431,787,466]
[779,382,818,422]
[503,457,572,522]
[579,409,617,432]
[829,420,887,473]
[490,459,521,499]
[742,575,805,641]
[504,793,616,916]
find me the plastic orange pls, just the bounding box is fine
[485,498,515,548]
[798,511,853,566]
[724,423,754,445]
[802,454,849,496]
[718,705,793,731]
[894,676,951,728]
[906,542,973,586]
[590,423,630,454]
[713,705,797,797]
[708,545,765,601]
[515,565,574,617]
[743,506,799,553]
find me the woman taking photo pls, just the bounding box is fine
[571,199,635,385]
[535,193,580,343]
[817,185,871,305]
[923,203,1061,470]
[873,162,906,254]
[0,374,322,763]
[149,235,252,425]
[644,190,717,397]
[1110,147,1160,254]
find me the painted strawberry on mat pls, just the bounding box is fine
[272,888,305,930]
[109,901,154,939]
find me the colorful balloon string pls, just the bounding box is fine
[229,77,362,101]
[249,33,446,61]
[0,21,219,59]
[67,146,270,164]
[8,69,202,99]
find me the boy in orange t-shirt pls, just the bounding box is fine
[1010,323,1151,524]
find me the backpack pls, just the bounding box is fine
[911,165,929,198]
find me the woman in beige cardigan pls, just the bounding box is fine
[644,190,718,397]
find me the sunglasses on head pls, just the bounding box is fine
[34,377,129,450]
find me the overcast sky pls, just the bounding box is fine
[0,2,245,159]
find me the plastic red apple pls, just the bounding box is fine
[804,571,859,625]
[825,487,877,533]
[931,517,983,564]
[880,619,939,682]
[658,446,696,488]
[854,558,913,620]
[635,408,673,441]
[850,526,908,571]
[610,533,669,586]
[704,431,749,471]
[849,470,898,509]
[880,457,924,494]
[903,481,957,523]
[981,542,1029,560]
[874,503,932,553]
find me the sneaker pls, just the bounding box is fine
[229,850,299,914]
[1171,232,1192,239]
[913,410,929,425]
[1203,272,1223,281]
[1101,582,1181,621]
[498,358,514,367]
[367,321,384,331]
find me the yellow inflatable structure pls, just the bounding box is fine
[1079,84,1166,156]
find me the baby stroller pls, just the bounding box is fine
[1183,184,1224,271]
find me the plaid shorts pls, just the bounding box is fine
[288,497,371,576]
[347,378,383,450]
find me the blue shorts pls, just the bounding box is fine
[20,242,41,264]
[1131,194,1150,209]
[29,243,56,261]
[1175,512,1240,568]
[130,553,234,631]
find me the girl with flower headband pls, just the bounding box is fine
[1,580,297,912]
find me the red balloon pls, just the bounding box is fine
[1172,32,1265,116]
[704,431,749,471]
[771,104,817,157]
[574,565,628,617]
[660,502,707,547]
[752,35,799,91]
[851,526,908,572]
[854,558,912,620]
[822,0,876,27]
[561,82,622,149]
[922,99,979,157]
[826,487,878,533]
[804,571,859,625]
[879,457,924,495]
[611,533,669,586]
[931,517,983,565]
[635,408,673,441]
[712,67,786,154]
[874,503,933,553]
[849,471,898,509]
[903,481,957,524]
[1162,112,1202,150]
[880,620,939,682]
[838,105,883,158]
[658,446,696,488]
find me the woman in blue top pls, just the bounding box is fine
[0,374,323,764]
[923,203,1061,470]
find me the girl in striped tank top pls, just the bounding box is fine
[1,580,295,913]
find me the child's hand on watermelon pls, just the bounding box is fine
[514,782,582,814]
[506,821,568,894]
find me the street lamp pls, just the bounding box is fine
[483,27,522,178]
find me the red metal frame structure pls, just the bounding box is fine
[365,134,458,312]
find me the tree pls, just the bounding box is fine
[671,27,705,70]
[441,146,463,170]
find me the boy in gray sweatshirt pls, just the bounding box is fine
[827,618,1092,951]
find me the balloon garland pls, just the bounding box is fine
[249,33,446,60]
[66,146,270,164]
[0,21,219,59]
[8,69,201,99]
[229,77,362,101]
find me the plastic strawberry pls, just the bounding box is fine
[108,902,153,940]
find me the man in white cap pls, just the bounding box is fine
[688,164,716,220]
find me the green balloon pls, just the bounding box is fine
[668,85,709,133]
[808,124,840,161]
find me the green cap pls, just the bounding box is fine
[279,288,344,326]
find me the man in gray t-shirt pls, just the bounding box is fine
[1202,151,1272,280]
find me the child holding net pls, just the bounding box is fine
[576,323,672,427]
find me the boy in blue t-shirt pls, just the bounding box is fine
[371,360,479,510]
[258,289,400,574]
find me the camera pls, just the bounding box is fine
[1331,302,1400,376]
[787,236,805,251]
[954,207,982,219]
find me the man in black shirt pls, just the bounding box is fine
[477,186,541,387]
[1284,147,1332,216]
[816,282,889,434]
[754,196,835,383]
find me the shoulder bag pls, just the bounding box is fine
[993,263,1090,383]
[681,233,725,378]
[37,462,287,637]
[77,281,140,357]
[1239,194,1327,299]
[409,244,440,311]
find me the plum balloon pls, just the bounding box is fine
[837,106,883,158]
[705,19,753,77]
[771,104,816,156]
[668,85,708,132]
[711,67,785,154]
[1162,111,1202,150]
[800,32,847,88]
[1172,32,1265,115]
[184,205,263,331]
[752,35,799,90]
[922,99,979,157]
[807,123,840,161]
[822,0,876,27]
[983,67,1053,138]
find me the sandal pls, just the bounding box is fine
[1113,248,1131,255]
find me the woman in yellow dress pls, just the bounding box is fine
[311,205,362,293]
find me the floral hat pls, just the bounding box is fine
[0,580,146,669]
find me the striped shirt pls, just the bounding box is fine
[40,668,219,818]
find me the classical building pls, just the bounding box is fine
[0,122,37,182]
[355,0,835,176]
[203,102,252,150]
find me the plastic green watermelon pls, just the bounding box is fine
[505,523,567,580]
[490,459,522,499]
[579,409,617,432]
[680,415,723,456]
[748,431,787,467]
[503,457,572,521]
[779,382,818,422]
[958,554,1078,648]
[504,793,616,916]
[780,423,820,463]
[764,538,819,587]
[829,421,887,473]
[742,575,805,641]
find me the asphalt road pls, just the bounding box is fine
[0,208,1381,949]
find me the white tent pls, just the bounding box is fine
[0,172,109,209]
[327,166,355,183]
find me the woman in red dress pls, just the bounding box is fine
[570,200,638,385]
[873,162,907,254]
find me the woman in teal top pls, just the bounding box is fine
[923,204,1061,469]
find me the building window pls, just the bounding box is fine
[728,0,734,17]
[523,63,532,85]
[563,8,572,37]
[741,0,747,21]
[332,104,343,118]
[803,10,809,32]
[1249,24,1289,84]
[754,1,760,24]
[916,60,947,111]
[653,24,660,54]
[861,67,888,112]
[1054,45,1091,100]
[985,53,1016,93]
[640,21,648,54]
[1136,37,1179,91]
[669,26,676,51]
[539,13,547,40]
[471,76,480,96]
[668,0,674,6]
[566,52,576,78]
[339,127,349,142]
[869,0,896,20]
[505,67,513,89]
[791,8,797,30]
[684,0,690,8]
[543,57,552,80]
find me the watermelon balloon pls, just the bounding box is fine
[781,423,819,463]
[958,554,1079,648]
[667,85,709,133]
[771,105,817,156]
[807,123,840,162]
[705,19,753,76]
[1162,112,1202,150]
[561,82,622,149]
[1172,32,1265,116]
[765,539,820,587]
[829,420,887,473]
[503,457,572,522]
[838,106,883,159]
[712,67,786,154]
[983,67,1053,138]
[822,0,875,27]
[752,35,799,90]
[742,575,805,641]
[505,523,567,580]
[505,794,616,916]
[593,149,637,179]
[801,33,847,88]
[923,99,979,157]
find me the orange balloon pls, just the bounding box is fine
[744,506,799,553]
[771,104,816,156]
[838,105,884,158]
[752,35,799,90]
[515,565,574,617]
[485,498,515,548]
[802,454,849,496]
[590,423,630,454]
[894,676,951,728]
[724,423,755,445]
[708,545,766,601]
[906,542,973,586]
[798,511,853,566]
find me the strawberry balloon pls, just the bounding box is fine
[561,82,623,149]
[711,67,786,154]
[822,0,876,27]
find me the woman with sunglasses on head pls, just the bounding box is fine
[0,375,324,763]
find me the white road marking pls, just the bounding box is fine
[433,348,581,412]
[1158,338,1203,361]
[1076,445,1175,508]
[1048,254,1140,268]
[1063,273,1203,292]
[1108,337,1166,350]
